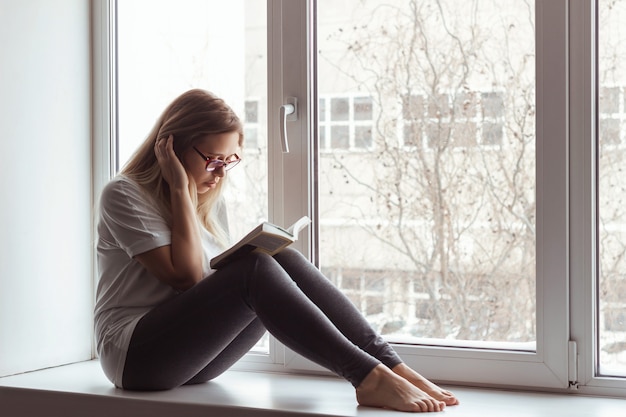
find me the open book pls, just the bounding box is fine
[210,216,311,269]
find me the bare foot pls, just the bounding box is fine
[356,364,446,412]
[392,363,460,406]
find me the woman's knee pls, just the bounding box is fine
[245,250,281,274]
[273,247,320,278]
[272,247,312,270]
[219,250,277,276]
[274,247,304,260]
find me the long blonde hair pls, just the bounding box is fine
[121,89,243,247]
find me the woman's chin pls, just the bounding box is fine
[198,183,217,194]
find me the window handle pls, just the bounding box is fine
[280,97,297,153]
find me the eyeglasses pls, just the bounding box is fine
[193,147,241,172]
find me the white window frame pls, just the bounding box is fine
[277,0,572,390]
[93,0,626,395]
[569,0,626,397]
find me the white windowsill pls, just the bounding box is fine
[1,360,625,417]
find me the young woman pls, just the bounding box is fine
[94,89,459,413]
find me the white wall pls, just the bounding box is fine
[0,0,93,376]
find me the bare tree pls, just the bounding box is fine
[318,0,536,341]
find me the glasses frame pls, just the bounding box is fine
[192,146,241,172]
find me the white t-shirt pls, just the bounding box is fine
[94,175,225,387]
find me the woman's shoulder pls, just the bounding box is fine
[101,175,142,197]
[99,175,150,210]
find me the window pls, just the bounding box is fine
[319,0,537,349]
[402,91,505,148]
[325,268,386,317]
[97,0,626,396]
[116,0,269,241]
[312,0,574,390]
[244,99,262,149]
[319,95,374,151]
[599,86,626,146]
[115,0,270,353]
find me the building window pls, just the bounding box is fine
[244,99,260,149]
[319,95,373,151]
[599,86,625,146]
[324,267,388,327]
[402,91,505,149]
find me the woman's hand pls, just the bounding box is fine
[155,135,189,191]
[137,134,204,291]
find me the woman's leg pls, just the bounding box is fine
[122,250,456,411]
[273,248,459,407]
[239,252,382,386]
[122,262,265,390]
[272,248,402,368]
[122,251,380,390]
[184,318,266,385]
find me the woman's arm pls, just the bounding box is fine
[134,136,204,292]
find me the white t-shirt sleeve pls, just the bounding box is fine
[99,177,172,258]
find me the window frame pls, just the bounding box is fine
[281,0,573,391]
[96,0,626,395]
[569,0,626,396]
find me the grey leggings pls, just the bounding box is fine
[121,248,402,390]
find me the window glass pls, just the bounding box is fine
[331,97,350,121]
[317,0,536,348]
[355,126,373,148]
[331,125,350,149]
[117,0,268,351]
[598,0,626,377]
[354,97,373,120]
[244,99,260,149]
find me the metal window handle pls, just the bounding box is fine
[280,97,297,153]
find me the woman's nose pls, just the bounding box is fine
[213,166,226,177]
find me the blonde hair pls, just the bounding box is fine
[121,89,244,247]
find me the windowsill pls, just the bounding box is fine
[1,360,625,417]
